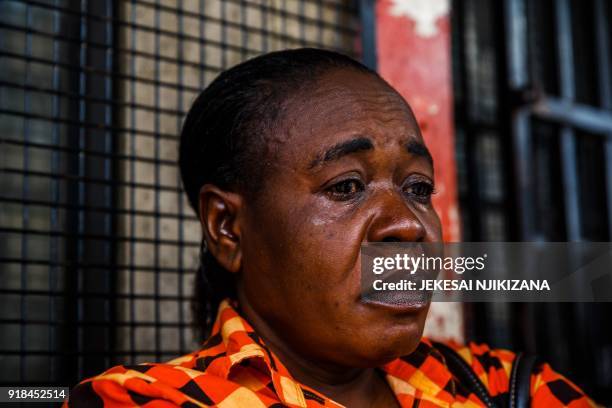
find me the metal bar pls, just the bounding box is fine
[282,0,288,48]
[0,288,194,301]
[199,0,206,86]
[0,106,181,141]
[221,0,227,68]
[0,227,199,246]
[0,80,187,118]
[153,0,162,363]
[317,0,324,46]
[104,0,116,370]
[555,0,581,241]
[299,0,306,46]
[560,127,581,240]
[505,0,535,240]
[594,0,612,237]
[0,196,199,221]
[359,0,377,70]
[454,0,481,240]
[554,0,588,381]
[0,319,190,328]
[1,167,187,193]
[76,0,88,378]
[532,98,612,135]
[128,0,137,365]
[0,138,179,167]
[19,1,33,383]
[49,0,61,382]
[176,0,186,355]
[0,47,206,93]
[261,0,269,52]
[505,0,528,89]
[0,258,198,274]
[0,350,190,357]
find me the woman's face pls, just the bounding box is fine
[237,68,442,368]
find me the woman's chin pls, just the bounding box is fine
[346,324,425,367]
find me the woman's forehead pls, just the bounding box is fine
[277,70,421,149]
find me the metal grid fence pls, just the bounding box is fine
[0,0,361,386]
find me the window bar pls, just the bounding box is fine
[104,0,115,371]
[316,0,323,48]
[199,0,206,87]
[594,0,612,237]
[177,0,186,355]
[556,0,591,382]
[77,0,89,377]
[359,0,377,70]
[555,0,581,242]
[532,98,612,135]
[281,0,288,48]
[261,0,269,53]
[49,0,62,383]
[458,0,484,240]
[299,0,306,46]
[20,1,33,383]
[334,1,341,49]
[221,0,227,67]
[0,195,198,223]
[241,0,248,59]
[154,0,162,362]
[504,0,534,240]
[129,0,138,365]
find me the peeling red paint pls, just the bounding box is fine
[375,0,460,243]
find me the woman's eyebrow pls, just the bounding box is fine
[308,136,374,169]
[406,140,433,166]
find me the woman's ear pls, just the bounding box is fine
[198,185,244,274]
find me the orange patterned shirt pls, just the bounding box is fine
[65,299,597,407]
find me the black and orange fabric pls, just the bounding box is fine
[65,299,597,407]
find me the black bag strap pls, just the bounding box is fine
[508,352,539,408]
[432,341,497,408]
[433,341,539,408]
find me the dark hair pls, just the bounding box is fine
[179,48,377,340]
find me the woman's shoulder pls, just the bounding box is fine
[63,353,244,408]
[431,338,598,407]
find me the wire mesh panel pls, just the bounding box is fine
[0,0,360,387]
[0,0,118,385]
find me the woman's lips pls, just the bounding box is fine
[361,268,432,311]
[361,288,431,310]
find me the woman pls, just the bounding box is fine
[66,49,595,407]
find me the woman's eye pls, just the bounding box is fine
[404,181,435,203]
[325,179,364,201]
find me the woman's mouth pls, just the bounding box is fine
[361,285,431,311]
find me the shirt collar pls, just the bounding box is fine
[210,299,310,407]
[206,299,457,407]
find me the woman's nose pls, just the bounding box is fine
[366,192,426,242]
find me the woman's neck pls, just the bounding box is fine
[235,293,399,408]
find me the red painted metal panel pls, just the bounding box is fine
[375,0,460,243]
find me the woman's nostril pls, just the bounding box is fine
[382,237,401,243]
